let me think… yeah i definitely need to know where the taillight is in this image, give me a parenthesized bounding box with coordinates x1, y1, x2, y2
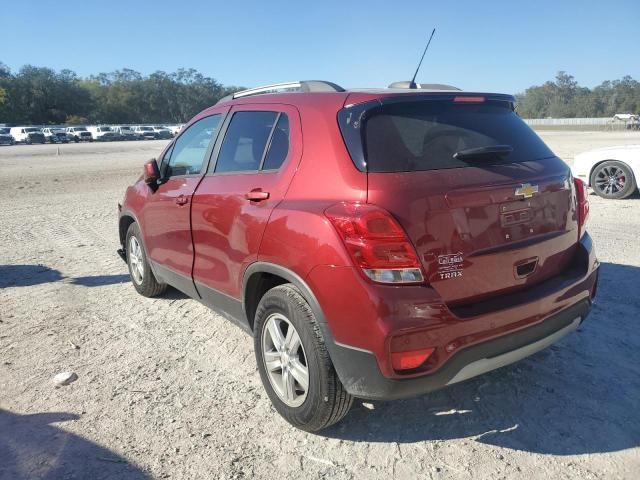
(574, 178, 589, 238)
(324, 202, 424, 284)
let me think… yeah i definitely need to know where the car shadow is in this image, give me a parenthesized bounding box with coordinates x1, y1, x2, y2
(70, 274, 129, 287)
(0, 265, 128, 288)
(322, 262, 640, 456)
(0, 265, 64, 287)
(0, 410, 150, 479)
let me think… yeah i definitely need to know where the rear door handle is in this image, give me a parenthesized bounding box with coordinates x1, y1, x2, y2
(245, 190, 270, 202)
(175, 194, 189, 206)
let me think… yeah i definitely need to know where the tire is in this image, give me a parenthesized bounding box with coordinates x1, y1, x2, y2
(125, 223, 167, 297)
(254, 284, 353, 432)
(590, 160, 637, 199)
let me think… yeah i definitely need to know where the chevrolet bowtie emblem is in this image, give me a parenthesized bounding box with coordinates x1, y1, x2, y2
(515, 183, 539, 198)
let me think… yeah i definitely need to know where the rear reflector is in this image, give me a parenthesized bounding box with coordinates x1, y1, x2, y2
(391, 348, 435, 371)
(453, 96, 485, 103)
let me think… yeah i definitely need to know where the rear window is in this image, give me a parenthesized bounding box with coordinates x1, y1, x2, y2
(339, 97, 554, 172)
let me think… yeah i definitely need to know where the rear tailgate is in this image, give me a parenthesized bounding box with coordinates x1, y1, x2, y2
(339, 93, 579, 306)
(368, 161, 577, 305)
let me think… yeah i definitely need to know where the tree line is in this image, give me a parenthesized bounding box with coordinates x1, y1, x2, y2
(515, 72, 640, 118)
(1, 62, 639, 124)
(0, 62, 241, 125)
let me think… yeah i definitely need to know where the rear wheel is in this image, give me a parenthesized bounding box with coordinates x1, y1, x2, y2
(125, 223, 167, 297)
(590, 160, 636, 199)
(254, 284, 353, 432)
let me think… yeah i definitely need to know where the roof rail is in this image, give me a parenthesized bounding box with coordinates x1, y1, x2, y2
(217, 80, 345, 104)
(388, 81, 461, 91)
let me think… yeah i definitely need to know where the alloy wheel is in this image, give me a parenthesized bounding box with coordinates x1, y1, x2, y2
(261, 313, 309, 407)
(128, 236, 144, 284)
(594, 165, 626, 196)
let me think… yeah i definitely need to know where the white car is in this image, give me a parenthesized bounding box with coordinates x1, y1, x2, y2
(572, 145, 640, 199)
(87, 126, 117, 141)
(166, 124, 183, 136)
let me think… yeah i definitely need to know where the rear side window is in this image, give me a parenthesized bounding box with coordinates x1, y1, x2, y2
(339, 98, 554, 172)
(262, 114, 289, 170)
(215, 111, 289, 173)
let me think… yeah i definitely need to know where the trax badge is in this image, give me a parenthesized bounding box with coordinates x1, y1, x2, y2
(437, 252, 464, 280)
(515, 183, 539, 198)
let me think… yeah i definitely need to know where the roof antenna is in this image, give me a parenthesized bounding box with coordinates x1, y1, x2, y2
(409, 28, 436, 89)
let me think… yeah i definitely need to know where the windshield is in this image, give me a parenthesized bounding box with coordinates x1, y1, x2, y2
(0, 128, 9, 134)
(140, 127, 153, 131)
(25, 128, 41, 133)
(339, 97, 554, 172)
(76, 127, 88, 131)
(99, 127, 112, 132)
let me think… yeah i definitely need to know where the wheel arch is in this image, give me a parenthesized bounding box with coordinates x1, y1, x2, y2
(242, 263, 330, 335)
(119, 214, 136, 247)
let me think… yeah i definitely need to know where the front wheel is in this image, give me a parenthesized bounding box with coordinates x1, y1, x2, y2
(254, 284, 353, 432)
(590, 160, 637, 199)
(125, 223, 167, 297)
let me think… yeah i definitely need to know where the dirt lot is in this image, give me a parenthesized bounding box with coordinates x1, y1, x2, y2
(1, 132, 639, 480)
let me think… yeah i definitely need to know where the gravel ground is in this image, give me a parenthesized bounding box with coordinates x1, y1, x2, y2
(1, 132, 639, 480)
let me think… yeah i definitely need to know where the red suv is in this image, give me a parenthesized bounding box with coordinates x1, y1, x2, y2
(118, 81, 599, 431)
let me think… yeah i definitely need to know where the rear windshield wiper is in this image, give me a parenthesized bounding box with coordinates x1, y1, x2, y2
(453, 145, 513, 160)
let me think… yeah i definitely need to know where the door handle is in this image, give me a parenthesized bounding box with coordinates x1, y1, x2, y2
(245, 190, 270, 202)
(175, 194, 189, 206)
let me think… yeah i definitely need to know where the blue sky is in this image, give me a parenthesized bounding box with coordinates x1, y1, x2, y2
(2, 0, 638, 93)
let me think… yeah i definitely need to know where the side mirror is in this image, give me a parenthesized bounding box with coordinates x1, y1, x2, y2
(143, 159, 160, 190)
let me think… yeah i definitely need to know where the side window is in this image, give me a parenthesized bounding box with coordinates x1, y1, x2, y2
(215, 111, 278, 173)
(164, 114, 221, 177)
(262, 114, 289, 170)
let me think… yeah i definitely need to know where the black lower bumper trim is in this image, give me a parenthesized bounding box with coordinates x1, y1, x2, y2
(117, 248, 126, 262)
(330, 299, 592, 401)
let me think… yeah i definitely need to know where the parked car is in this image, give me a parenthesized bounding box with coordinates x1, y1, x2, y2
(166, 124, 183, 136)
(0, 127, 15, 145)
(151, 126, 173, 139)
(572, 145, 639, 199)
(10, 127, 46, 144)
(117, 80, 599, 431)
(42, 127, 70, 144)
(112, 126, 138, 140)
(87, 125, 117, 141)
(66, 126, 93, 142)
(132, 125, 158, 140)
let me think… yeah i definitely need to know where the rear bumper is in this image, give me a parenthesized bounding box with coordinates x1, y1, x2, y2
(310, 232, 599, 400)
(329, 299, 591, 400)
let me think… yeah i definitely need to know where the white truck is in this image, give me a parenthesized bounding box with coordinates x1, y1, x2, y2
(42, 127, 70, 143)
(87, 126, 117, 141)
(9, 127, 46, 144)
(66, 126, 93, 142)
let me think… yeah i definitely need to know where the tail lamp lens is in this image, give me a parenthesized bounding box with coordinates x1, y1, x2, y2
(574, 178, 589, 238)
(324, 202, 424, 284)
